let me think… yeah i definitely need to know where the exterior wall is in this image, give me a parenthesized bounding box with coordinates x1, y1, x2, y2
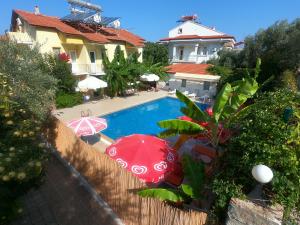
(137, 47, 143, 62)
(169, 21, 223, 38)
(36, 28, 65, 54)
(166, 74, 218, 97)
(169, 41, 223, 63)
(105, 43, 128, 62)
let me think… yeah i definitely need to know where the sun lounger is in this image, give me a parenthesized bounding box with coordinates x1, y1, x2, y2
(168, 89, 176, 95)
(188, 93, 196, 98)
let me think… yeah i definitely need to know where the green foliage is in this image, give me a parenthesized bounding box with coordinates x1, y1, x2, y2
(41, 54, 76, 94)
(55, 92, 83, 109)
(142, 42, 169, 65)
(138, 156, 205, 203)
(158, 119, 205, 138)
(103, 45, 168, 97)
(181, 155, 205, 198)
(138, 188, 185, 202)
(0, 47, 52, 223)
(213, 89, 300, 219)
(158, 70, 259, 148)
(210, 19, 300, 90)
(0, 41, 57, 120)
(281, 70, 298, 92)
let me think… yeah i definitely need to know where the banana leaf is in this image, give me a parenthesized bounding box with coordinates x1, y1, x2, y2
(176, 90, 209, 122)
(158, 119, 205, 138)
(138, 188, 185, 202)
(213, 83, 232, 122)
(180, 154, 205, 199)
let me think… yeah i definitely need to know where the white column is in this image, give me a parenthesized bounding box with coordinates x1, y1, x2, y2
(172, 45, 177, 62)
(195, 44, 199, 63)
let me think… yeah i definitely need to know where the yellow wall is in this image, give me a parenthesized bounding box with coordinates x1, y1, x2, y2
(19, 22, 143, 66)
(36, 28, 64, 54)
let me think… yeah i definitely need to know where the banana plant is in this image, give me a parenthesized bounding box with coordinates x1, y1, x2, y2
(158, 59, 261, 151)
(138, 155, 205, 202)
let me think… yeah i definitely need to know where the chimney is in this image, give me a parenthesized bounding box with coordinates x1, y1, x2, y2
(34, 6, 40, 15)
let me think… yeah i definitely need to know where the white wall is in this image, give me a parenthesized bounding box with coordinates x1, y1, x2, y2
(169, 21, 224, 38)
(165, 75, 218, 98)
(170, 41, 223, 63)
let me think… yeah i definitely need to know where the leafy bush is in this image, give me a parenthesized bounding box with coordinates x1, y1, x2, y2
(0, 41, 57, 120)
(0, 40, 56, 223)
(212, 89, 300, 219)
(56, 92, 83, 109)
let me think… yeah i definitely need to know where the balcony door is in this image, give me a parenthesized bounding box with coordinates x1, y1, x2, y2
(89, 51, 96, 74)
(69, 50, 78, 74)
(179, 47, 184, 60)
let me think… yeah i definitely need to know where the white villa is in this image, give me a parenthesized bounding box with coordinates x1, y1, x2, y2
(160, 15, 236, 64)
(160, 15, 236, 98)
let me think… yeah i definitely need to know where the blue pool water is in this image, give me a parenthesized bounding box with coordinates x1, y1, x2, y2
(102, 97, 208, 140)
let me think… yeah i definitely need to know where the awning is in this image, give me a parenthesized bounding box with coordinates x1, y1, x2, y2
(140, 74, 160, 82)
(174, 73, 220, 82)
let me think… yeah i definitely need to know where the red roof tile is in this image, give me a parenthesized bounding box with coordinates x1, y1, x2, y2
(14, 10, 82, 36)
(160, 34, 235, 42)
(81, 33, 108, 44)
(13, 10, 145, 47)
(166, 63, 213, 75)
(101, 27, 145, 47)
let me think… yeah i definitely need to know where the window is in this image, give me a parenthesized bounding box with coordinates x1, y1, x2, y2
(52, 47, 61, 55)
(181, 79, 187, 88)
(197, 46, 201, 55)
(69, 50, 77, 63)
(178, 28, 183, 34)
(203, 81, 210, 90)
(203, 47, 208, 56)
(89, 52, 96, 63)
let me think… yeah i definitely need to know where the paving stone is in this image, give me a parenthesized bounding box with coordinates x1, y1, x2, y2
(11, 155, 119, 225)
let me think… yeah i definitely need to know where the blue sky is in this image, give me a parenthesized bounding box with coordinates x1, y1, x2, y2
(1, 0, 299, 42)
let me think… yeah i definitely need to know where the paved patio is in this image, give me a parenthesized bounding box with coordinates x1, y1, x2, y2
(54, 91, 168, 122)
(11, 155, 120, 225)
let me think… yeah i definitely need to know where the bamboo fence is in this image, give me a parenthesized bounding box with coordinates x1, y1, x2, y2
(46, 118, 208, 225)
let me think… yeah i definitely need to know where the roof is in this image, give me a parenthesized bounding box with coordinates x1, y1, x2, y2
(160, 34, 235, 42)
(13, 10, 144, 47)
(14, 10, 82, 36)
(101, 27, 145, 47)
(166, 63, 212, 75)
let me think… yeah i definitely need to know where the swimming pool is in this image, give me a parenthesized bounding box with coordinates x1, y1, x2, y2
(102, 97, 209, 140)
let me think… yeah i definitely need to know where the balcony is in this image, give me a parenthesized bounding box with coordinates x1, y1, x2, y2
(71, 63, 105, 76)
(7, 32, 33, 45)
(171, 55, 211, 64)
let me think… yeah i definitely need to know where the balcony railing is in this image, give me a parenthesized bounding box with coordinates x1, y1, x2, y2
(171, 55, 211, 63)
(71, 63, 105, 76)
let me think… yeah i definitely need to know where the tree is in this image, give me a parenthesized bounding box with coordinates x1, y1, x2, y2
(142, 42, 169, 65)
(210, 19, 300, 91)
(0, 41, 56, 223)
(0, 41, 57, 120)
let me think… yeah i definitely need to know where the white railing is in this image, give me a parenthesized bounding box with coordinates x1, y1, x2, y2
(71, 63, 105, 76)
(171, 55, 211, 63)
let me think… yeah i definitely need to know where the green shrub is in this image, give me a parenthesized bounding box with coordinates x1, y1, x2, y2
(56, 92, 83, 109)
(212, 89, 300, 219)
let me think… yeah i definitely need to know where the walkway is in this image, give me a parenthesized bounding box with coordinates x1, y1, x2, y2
(11, 155, 119, 225)
(54, 91, 168, 122)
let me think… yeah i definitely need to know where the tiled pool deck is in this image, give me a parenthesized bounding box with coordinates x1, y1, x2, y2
(54, 91, 169, 152)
